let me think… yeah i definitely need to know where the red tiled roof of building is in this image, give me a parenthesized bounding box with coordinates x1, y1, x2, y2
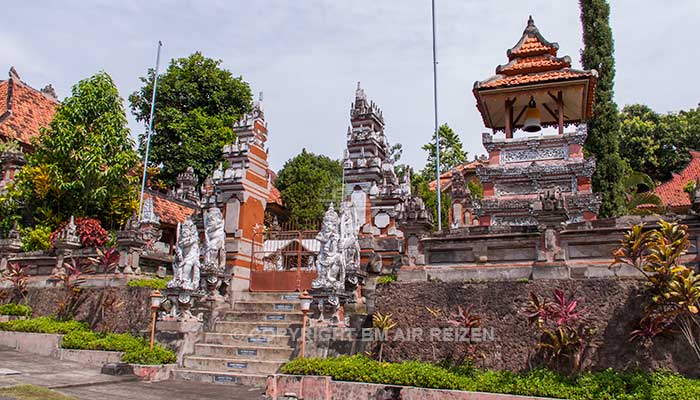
(146, 192, 197, 226)
(655, 151, 700, 211)
(475, 17, 596, 92)
(429, 160, 483, 191)
(0, 68, 59, 146)
(268, 185, 283, 206)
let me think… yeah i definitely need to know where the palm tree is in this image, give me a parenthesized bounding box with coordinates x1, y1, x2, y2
(623, 172, 665, 215)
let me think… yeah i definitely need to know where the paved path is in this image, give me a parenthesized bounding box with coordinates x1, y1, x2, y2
(0, 347, 266, 400)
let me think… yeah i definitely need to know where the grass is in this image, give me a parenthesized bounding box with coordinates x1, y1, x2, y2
(0, 385, 76, 400)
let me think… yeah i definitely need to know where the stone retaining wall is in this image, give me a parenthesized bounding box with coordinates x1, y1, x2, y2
(375, 279, 697, 376)
(266, 374, 561, 400)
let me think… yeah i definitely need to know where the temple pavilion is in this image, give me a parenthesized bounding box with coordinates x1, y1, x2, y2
(467, 16, 601, 227)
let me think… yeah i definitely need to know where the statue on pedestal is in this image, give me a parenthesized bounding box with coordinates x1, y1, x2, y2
(167, 217, 201, 291)
(311, 204, 345, 291)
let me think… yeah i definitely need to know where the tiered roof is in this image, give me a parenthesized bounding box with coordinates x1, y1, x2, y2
(0, 67, 59, 147)
(475, 16, 595, 91)
(473, 17, 598, 132)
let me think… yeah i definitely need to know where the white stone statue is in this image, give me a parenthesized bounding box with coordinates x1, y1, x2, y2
(167, 217, 201, 291)
(339, 201, 361, 275)
(202, 207, 225, 273)
(141, 196, 160, 225)
(312, 204, 345, 291)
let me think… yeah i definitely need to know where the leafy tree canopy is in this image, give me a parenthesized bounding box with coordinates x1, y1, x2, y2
(619, 104, 700, 182)
(275, 149, 343, 227)
(420, 124, 468, 180)
(129, 52, 252, 186)
(8, 72, 139, 229)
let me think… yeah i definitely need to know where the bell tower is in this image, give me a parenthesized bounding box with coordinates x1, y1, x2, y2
(471, 16, 601, 226)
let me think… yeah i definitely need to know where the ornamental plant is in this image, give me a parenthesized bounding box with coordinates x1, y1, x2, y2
(51, 258, 93, 321)
(612, 220, 700, 361)
(1, 262, 28, 304)
(372, 312, 397, 362)
(522, 289, 596, 375)
(50, 217, 109, 248)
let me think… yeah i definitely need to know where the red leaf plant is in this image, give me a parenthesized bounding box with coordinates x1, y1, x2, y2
(50, 217, 109, 248)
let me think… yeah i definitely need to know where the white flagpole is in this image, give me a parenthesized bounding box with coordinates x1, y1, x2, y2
(138, 41, 163, 221)
(431, 0, 442, 231)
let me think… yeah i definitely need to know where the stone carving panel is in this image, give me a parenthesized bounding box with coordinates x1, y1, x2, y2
(501, 146, 567, 164)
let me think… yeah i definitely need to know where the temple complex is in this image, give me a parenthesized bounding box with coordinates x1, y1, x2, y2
(343, 83, 431, 269)
(460, 17, 601, 228)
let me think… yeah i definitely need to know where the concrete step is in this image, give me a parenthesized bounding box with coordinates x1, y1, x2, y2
(233, 301, 300, 312)
(172, 368, 268, 387)
(194, 343, 293, 360)
(222, 311, 303, 323)
(183, 355, 285, 374)
(203, 332, 294, 348)
(213, 321, 300, 335)
(232, 292, 301, 303)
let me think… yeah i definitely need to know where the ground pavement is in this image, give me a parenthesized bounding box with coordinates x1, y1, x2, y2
(0, 347, 266, 400)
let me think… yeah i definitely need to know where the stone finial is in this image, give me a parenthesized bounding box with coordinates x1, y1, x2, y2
(8, 67, 20, 81)
(141, 196, 160, 225)
(40, 84, 58, 100)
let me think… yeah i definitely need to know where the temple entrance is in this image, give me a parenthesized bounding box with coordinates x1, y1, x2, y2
(249, 228, 319, 292)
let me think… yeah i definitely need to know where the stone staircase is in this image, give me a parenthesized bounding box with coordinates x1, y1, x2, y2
(173, 291, 301, 387)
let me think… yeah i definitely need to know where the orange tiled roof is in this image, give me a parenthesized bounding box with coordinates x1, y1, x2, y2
(268, 185, 283, 206)
(655, 151, 700, 210)
(146, 192, 197, 226)
(0, 68, 59, 146)
(475, 17, 596, 91)
(429, 160, 483, 192)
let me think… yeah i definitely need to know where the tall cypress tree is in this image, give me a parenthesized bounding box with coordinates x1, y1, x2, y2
(580, 0, 626, 217)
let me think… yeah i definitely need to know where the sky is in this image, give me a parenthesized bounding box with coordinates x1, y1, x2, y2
(2, 1, 699, 172)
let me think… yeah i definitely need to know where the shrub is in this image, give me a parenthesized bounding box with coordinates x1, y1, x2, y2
(20, 225, 53, 251)
(121, 346, 176, 365)
(62, 329, 175, 365)
(282, 357, 700, 400)
(50, 217, 109, 248)
(376, 274, 397, 285)
(126, 276, 171, 290)
(0, 303, 32, 317)
(0, 316, 175, 365)
(0, 316, 87, 334)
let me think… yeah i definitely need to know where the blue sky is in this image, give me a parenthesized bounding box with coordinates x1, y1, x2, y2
(3, 1, 698, 172)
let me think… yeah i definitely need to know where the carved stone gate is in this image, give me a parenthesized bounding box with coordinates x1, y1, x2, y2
(249, 229, 319, 292)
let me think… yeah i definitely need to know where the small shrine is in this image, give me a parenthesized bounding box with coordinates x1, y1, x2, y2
(469, 16, 601, 227)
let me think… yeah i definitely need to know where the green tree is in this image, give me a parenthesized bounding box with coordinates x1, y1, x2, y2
(412, 171, 450, 230)
(275, 149, 343, 227)
(10, 72, 139, 228)
(421, 124, 468, 180)
(619, 104, 700, 182)
(580, 0, 626, 217)
(129, 52, 252, 186)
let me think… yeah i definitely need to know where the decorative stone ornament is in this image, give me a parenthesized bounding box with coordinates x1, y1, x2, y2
(311, 204, 345, 291)
(167, 217, 201, 291)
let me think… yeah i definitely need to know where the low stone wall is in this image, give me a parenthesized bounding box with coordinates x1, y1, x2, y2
(266, 374, 561, 400)
(375, 279, 697, 377)
(58, 348, 123, 365)
(0, 331, 62, 357)
(14, 283, 152, 335)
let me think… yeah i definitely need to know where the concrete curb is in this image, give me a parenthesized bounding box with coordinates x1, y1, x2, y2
(266, 374, 565, 400)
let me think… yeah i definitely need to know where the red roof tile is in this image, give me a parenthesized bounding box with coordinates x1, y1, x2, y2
(429, 160, 483, 192)
(268, 185, 283, 206)
(475, 18, 595, 91)
(147, 192, 197, 226)
(655, 151, 700, 210)
(0, 69, 59, 146)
